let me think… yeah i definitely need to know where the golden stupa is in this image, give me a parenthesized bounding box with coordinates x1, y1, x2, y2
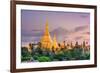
(40, 21, 60, 52)
(52, 34, 60, 52)
(40, 21, 52, 50)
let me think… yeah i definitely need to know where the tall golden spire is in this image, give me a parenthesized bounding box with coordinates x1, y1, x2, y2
(40, 20, 52, 50)
(44, 20, 49, 36)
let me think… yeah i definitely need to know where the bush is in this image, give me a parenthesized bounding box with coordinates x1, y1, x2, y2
(21, 56, 32, 62)
(64, 51, 72, 60)
(53, 51, 66, 61)
(21, 47, 32, 62)
(37, 56, 51, 62)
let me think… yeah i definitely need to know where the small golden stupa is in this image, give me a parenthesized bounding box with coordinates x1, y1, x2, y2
(52, 34, 60, 52)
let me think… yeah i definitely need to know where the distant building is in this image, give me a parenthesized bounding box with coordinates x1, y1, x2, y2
(27, 43, 33, 53)
(82, 41, 90, 54)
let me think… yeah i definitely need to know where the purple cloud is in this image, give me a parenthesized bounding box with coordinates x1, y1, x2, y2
(21, 29, 44, 37)
(74, 25, 89, 32)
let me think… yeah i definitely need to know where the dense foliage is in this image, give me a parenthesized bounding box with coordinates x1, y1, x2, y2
(21, 47, 90, 62)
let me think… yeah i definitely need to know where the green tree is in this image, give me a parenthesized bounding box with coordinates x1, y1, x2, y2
(21, 47, 32, 62)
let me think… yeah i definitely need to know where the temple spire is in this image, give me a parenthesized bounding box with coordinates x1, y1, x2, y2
(40, 20, 52, 50)
(44, 20, 49, 36)
(52, 34, 59, 49)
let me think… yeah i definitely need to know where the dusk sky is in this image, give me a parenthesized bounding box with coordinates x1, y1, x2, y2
(21, 10, 90, 46)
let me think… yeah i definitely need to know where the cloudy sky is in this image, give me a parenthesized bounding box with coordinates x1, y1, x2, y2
(21, 10, 90, 46)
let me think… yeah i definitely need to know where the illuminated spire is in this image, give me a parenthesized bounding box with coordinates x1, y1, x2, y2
(44, 20, 49, 36)
(40, 20, 52, 50)
(52, 34, 59, 49)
